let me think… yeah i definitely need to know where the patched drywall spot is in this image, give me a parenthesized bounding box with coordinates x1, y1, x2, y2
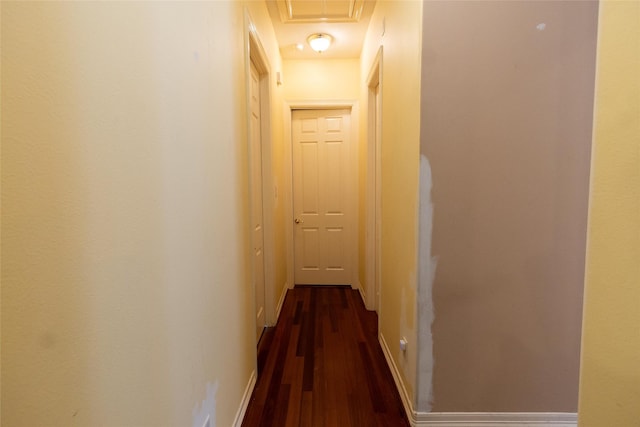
(417, 154, 437, 412)
(192, 381, 218, 427)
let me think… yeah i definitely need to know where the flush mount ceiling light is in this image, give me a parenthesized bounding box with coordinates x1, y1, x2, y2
(307, 33, 332, 53)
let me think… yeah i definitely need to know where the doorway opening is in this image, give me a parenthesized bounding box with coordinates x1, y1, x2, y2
(291, 108, 354, 286)
(246, 13, 276, 346)
(284, 103, 360, 291)
(366, 47, 383, 313)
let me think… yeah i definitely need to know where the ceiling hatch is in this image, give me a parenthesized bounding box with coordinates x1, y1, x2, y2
(277, 0, 367, 23)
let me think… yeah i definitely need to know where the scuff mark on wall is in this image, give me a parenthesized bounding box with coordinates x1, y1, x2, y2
(192, 381, 218, 427)
(417, 154, 437, 412)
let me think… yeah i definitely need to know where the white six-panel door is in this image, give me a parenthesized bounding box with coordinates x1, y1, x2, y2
(292, 109, 354, 285)
(250, 61, 265, 342)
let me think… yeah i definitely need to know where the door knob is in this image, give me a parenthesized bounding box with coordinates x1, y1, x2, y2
(294, 218, 303, 224)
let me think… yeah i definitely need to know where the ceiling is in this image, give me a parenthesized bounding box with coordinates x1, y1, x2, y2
(265, 0, 376, 59)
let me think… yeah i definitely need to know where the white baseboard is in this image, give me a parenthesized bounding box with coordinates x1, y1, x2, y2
(413, 412, 577, 426)
(232, 369, 256, 427)
(274, 281, 288, 323)
(357, 281, 367, 306)
(378, 333, 577, 427)
(379, 332, 415, 423)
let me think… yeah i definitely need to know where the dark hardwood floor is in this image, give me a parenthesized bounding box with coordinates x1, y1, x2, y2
(242, 286, 410, 427)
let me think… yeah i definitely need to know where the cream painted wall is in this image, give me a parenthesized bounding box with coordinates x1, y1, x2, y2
(360, 0, 423, 407)
(282, 59, 360, 100)
(1, 2, 283, 425)
(578, 1, 640, 425)
(421, 0, 597, 412)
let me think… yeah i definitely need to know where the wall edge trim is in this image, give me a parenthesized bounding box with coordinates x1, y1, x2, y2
(232, 370, 257, 427)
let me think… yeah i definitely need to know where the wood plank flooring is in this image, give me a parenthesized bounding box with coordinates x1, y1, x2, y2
(242, 286, 409, 427)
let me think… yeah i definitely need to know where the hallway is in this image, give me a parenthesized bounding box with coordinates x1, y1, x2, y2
(2, 1, 638, 426)
(242, 287, 409, 427)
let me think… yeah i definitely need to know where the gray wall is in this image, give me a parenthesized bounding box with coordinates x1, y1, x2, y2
(420, 0, 598, 412)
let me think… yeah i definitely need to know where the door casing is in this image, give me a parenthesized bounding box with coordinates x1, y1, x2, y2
(245, 10, 276, 339)
(291, 108, 354, 285)
(283, 101, 360, 292)
(250, 60, 265, 342)
(366, 47, 383, 313)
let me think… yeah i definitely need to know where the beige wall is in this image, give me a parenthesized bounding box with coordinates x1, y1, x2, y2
(360, 0, 423, 407)
(578, 1, 640, 425)
(282, 58, 360, 100)
(420, 0, 598, 412)
(1, 1, 283, 426)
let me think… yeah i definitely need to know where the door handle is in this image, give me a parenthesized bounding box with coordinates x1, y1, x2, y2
(294, 218, 304, 224)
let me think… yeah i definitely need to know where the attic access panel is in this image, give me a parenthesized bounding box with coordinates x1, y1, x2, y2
(277, 0, 367, 23)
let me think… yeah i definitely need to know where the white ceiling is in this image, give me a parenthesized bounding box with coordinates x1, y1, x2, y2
(265, 0, 376, 59)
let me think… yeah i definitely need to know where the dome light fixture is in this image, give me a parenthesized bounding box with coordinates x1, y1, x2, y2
(307, 33, 332, 53)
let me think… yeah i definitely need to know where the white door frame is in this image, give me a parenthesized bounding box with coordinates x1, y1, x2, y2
(284, 101, 359, 291)
(245, 10, 276, 332)
(365, 47, 383, 312)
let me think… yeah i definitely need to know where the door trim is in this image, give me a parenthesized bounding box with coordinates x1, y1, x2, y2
(284, 100, 360, 290)
(366, 47, 383, 312)
(244, 9, 276, 334)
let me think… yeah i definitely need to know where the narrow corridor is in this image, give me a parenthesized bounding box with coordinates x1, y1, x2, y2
(242, 286, 409, 426)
